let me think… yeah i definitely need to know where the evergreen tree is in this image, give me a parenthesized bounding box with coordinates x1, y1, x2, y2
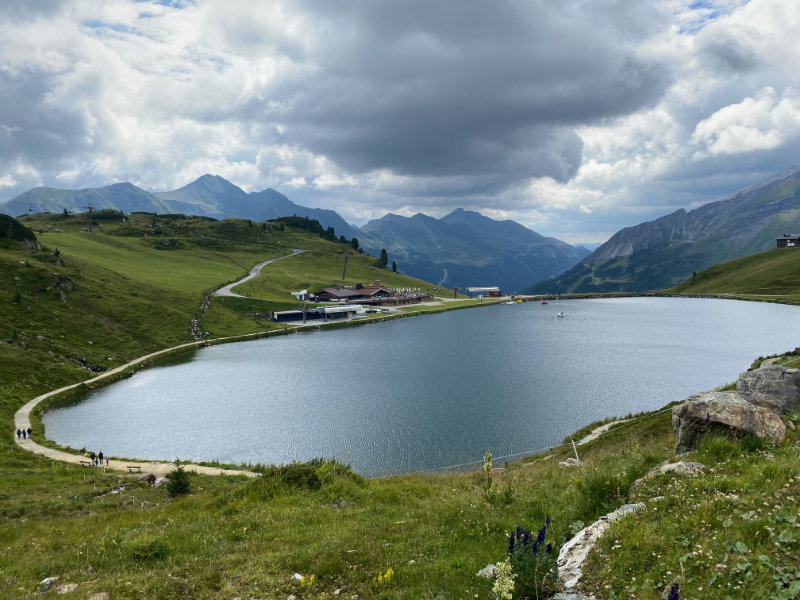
(392, 260, 397, 273)
(351, 237, 359, 251)
(379, 248, 389, 269)
(166, 459, 192, 497)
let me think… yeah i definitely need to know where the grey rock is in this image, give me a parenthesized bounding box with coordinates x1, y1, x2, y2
(736, 365, 800, 413)
(672, 391, 785, 453)
(629, 461, 705, 493)
(559, 457, 583, 468)
(57, 583, 78, 594)
(556, 503, 644, 590)
(552, 593, 598, 600)
(475, 564, 495, 578)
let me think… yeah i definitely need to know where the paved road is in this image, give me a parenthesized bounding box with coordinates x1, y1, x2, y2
(214, 248, 305, 297)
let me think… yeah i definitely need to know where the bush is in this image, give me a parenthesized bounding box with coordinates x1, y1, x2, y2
(124, 532, 170, 560)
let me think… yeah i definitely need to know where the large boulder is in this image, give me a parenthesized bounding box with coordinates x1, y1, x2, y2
(736, 365, 800, 413)
(672, 391, 786, 453)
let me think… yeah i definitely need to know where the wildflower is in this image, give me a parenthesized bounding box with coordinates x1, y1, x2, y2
(546, 543, 553, 554)
(545, 515, 551, 526)
(492, 557, 516, 600)
(705, 413, 710, 424)
(667, 582, 680, 600)
(508, 533, 515, 553)
(537, 526, 546, 544)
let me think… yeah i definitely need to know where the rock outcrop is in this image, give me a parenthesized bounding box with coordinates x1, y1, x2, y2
(672, 364, 795, 452)
(556, 503, 645, 591)
(629, 461, 705, 494)
(736, 365, 800, 413)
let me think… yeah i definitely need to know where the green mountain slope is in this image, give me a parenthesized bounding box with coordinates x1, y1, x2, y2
(669, 246, 800, 303)
(533, 168, 800, 293)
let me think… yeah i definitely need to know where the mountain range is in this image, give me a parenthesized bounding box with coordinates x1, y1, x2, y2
(531, 167, 800, 293)
(0, 175, 587, 292)
(359, 209, 588, 291)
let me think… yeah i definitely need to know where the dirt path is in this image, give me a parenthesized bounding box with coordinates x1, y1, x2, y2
(214, 248, 304, 298)
(13, 342, 259, 477)
(576, 419, 629, 445)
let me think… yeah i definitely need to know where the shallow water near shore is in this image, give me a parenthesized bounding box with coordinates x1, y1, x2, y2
(44, 297, 800, 476)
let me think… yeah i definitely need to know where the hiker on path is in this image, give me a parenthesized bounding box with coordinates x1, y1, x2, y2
(22, 429, 26, 439)
(90, 451, 95, 464)
(16, 429, 21, 439)
(27, 427, 31, 438)
(98, 451, 104, 464)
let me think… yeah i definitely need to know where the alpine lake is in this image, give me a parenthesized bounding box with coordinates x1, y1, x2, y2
(43, 297, 800, 477)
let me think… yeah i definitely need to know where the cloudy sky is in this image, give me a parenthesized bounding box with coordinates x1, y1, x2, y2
(1, 0, 798, 243)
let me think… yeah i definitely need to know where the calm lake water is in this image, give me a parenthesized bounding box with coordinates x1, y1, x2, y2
(44, 297, 800, 476)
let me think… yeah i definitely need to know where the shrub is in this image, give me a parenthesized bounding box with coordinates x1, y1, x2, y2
(124, 532, 170, 560)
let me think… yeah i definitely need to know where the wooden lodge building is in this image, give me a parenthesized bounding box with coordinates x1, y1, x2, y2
(272, 281, 433, 323)
(311, 282, 433, 307)
(777, 234, 800, 248)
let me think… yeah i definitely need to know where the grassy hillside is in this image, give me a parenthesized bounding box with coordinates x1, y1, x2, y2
(670, 247, 800, 303)
(2, 213, 799, 599)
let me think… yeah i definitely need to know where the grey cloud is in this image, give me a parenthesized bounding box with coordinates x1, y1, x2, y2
(0, 0, 66, 20)
(0, 69, 96, 174)
(253, 0, 672, 189)
(697, 35, 760, 72)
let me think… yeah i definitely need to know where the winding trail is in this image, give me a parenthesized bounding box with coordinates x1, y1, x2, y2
(214, 248, 304, 297)
(12, 250, 309, 477)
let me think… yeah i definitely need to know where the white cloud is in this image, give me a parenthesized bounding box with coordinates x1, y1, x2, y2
(692, 87, 800, 155)
(0, 0, 798, 243)
(0, 174, 18, 189)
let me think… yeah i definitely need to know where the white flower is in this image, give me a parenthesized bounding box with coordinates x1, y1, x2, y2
(492, 557, 516, 600)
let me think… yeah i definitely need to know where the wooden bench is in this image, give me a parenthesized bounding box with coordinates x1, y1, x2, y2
(79, 460, 92, 467)
(127, 465, 142, 473)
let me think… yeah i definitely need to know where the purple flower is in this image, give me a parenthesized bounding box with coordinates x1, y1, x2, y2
(667, 583, 680, 600)
(537, 526, 546, 544)
(545, 515, 551, 526)
(508, 533, 515, 553)
(546, 543, 553, 554)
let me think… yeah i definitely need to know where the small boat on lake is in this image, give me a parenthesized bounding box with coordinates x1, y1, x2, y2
(541, 300, 548, 305)
(557, 312, 566, 318)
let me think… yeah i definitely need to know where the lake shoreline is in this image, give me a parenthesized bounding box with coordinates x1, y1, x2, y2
(30, 296, 800, 477)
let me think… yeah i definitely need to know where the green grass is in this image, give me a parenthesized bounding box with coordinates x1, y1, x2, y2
(670, 247, 800, 303)
(2, 212, 800, 599)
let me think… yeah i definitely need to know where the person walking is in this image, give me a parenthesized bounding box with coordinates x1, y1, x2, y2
(21, 429, 26, 439)
(26, 427, 31, 438)
(16, 429, 21, 439)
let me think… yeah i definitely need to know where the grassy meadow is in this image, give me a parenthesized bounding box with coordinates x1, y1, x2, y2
(2, 212, 800, 599)
(669, 247, 800, 303)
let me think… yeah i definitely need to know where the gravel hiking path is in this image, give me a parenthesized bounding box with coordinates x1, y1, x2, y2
(214, 248, 304, 297)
